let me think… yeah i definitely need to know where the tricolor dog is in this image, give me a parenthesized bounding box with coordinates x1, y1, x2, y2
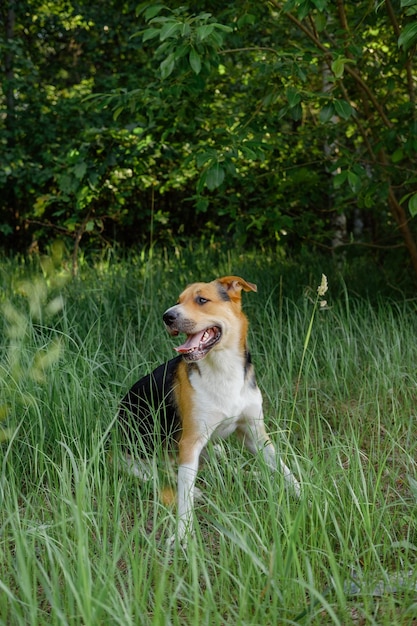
(118, 276, 300, 545)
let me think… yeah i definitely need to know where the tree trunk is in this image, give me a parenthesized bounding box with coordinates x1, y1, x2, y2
(388, 186, 417, 277)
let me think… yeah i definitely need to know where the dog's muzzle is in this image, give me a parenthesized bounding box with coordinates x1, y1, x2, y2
(163, 307, 222, 361)
(163, 307, 188, 336)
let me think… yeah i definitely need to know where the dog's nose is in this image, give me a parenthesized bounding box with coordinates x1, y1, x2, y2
(163, 309, 177, 326)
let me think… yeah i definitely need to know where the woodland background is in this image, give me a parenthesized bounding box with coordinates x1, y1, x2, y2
(2, 0, 417, 287)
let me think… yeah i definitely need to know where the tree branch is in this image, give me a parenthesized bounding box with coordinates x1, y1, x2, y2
(336, 0, 349, 33)
(385, 0, 415, 107)
(268, 0, 417, 280)
(268, 0, 393, 128)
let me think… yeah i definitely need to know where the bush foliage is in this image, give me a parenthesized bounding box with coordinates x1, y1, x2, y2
(2, 1, 417, 280)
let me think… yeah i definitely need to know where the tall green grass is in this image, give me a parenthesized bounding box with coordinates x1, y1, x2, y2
(0, 248, 417, 625)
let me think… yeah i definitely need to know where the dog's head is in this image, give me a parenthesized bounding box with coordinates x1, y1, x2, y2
(163, 276, 257, 362)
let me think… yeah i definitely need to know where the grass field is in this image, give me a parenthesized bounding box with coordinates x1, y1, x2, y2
(0, 247, 417, 625)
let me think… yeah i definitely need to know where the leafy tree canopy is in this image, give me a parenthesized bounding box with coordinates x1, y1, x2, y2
(1, 0, 417, 280)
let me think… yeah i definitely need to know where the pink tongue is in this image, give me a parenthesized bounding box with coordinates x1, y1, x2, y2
(175, 329, 206, 353)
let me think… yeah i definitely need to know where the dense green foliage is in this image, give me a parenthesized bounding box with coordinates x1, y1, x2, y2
(2, 1, 417, 279)
(1, 250, 417, 624)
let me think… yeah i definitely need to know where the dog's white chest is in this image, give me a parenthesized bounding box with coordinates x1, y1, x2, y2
(189, 359, 262, 427)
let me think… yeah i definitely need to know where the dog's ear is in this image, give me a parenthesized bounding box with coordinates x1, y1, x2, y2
(216, 276, 257, 301)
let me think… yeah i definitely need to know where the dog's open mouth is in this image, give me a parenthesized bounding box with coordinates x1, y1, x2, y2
(174, 326, 222, 361)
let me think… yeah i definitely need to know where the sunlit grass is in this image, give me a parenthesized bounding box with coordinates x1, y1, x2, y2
(0, 249, 416, 624)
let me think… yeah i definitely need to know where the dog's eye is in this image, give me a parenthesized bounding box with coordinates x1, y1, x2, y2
(196, 296, 209, 305)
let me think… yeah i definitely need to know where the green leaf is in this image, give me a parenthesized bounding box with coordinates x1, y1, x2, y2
(73, 162, 87, 180)
(0, 223, 13, 236)
(289, 102, 302, 121)
(333, 171, 348, 189)
(181, 22, 191, 38)
(196, 24, 215, 41)
(283, 0, 297, 10)
(142, 28, 160, 42)
(57, 174, 75, 194)
(314, 12, 327, 32)
(319, 102, 335, 123)
(331, 57, 345, 78)
(409, 193, 417, 217)
(347, 170, 361, 192)
(312, 0, 328, 9)
(391, 148, 404, 163)
(144, 4, 166, 21)
(334, 99, 353, 119)
(159, 21, 181, 41)
(398, 22, 417, 50)
(401, 0, 417, 15)
(64, 218, 78, 232)
(189, 48, 202, 74)
(196, 152, 214, 168)
(241, 145, 257, 160)
(206, 163, 225, 190)
(196, 172, 206, 194)
(112, 106, 123, 121)
(237, 14, 256, 28)
(160, 53, 175, 79)
(286, 87, 301, 108)
(196, 197, 209, 213)
(297, 0, 312, 20)
(363, 193, 374, 208)
(210, 23, 233, 33)
(170, 43, 188, 62)
(136, 3, 166, 18)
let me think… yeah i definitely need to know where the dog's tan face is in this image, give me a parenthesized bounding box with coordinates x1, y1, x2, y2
(163, 276, 257, 362)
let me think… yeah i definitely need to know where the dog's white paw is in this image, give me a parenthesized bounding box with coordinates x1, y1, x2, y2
(286, 472, 301, 499)
(166, 530, 192, 550)
(280, 458, 301, 499)
(165, 533, 177, 549)
(165, 519, 193, 550)
(166, 533, 184, 550)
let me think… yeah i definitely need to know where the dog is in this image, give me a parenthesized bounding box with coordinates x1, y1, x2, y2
(118, 275, 300, 545)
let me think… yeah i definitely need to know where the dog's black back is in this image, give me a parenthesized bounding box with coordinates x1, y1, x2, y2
(118, 355, 182, 452)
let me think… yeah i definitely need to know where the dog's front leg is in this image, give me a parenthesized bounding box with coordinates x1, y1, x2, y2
(166, 437, 205, 548)
(262, 440, 301, 498)
(176, 462, 198, 542)
(238, 414, 301, 498)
